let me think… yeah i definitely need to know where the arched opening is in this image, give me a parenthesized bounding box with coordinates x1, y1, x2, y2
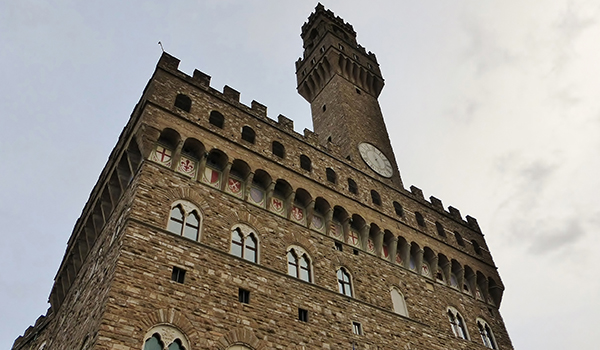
(349, 214, 365, 248)
(311, 197, 330, 233)
(390, 288, 408, 316)
(272, 141, 285, 158)
(226, 159, 250, 198)
(370, 190, 381, 206)
(454, 231, 465, 246)
(241, 126, 256, 144)
(271, 179, 292, 217)
(347, 178, 358, 194)
(393, 201, 404, 217)
(209, 110, 225, 128)
(248, 169, 271, 208)
(326, 168, 337, 183)
(330, 206, 348, 241)
(291, 188, 311, 225)
(174, 94, 191, 112)
(202, 149, 228, 188)
(178, 138, 205, 177)
(300, 154, 311, 171)
(415, 212, 426, 227)
(435, 222, 446, 237)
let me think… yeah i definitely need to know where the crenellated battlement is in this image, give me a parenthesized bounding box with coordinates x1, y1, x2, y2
(301, 3, 356, 40)
(156, 52, 483, 236)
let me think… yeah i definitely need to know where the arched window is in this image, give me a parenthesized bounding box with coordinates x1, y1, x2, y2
(447, 307, 469, 340)
(435, 222, 446, 237)
(326, 168, 337, 183)
(230, 225, 258, 263)
(370, 190, 381, 205)
(454, 231, 465, 246)
(337, 267, 352, 297)
(393, 201, 404, 217)
(272, 141, 285, 158)
(472, 240, 482, 255)
(287, 247, 312, 283)
(167, 202, 202, 241)
(477, 319, 497, 349)
(174, 94, 191, 112)
(241, 126, 256, 144)
(143, 325, 189, 350)
(300, 155, 311, 171)
(390, 288, 408, 317)
(152, 128, 180, 168)
(209, 110, 225, 128)
(347, 178, 358, 194)
(415, 212, 426, 227)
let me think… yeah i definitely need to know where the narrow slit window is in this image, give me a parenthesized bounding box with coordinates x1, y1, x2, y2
(171, 266, 186, 284)
(298, 308, 308, 322)
(238, 288, 250, 304)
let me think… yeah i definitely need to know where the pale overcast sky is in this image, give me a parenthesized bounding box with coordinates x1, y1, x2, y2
(2, 1, 599, 349)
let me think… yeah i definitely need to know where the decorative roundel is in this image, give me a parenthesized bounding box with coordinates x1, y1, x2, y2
(358, 143, 393, 178)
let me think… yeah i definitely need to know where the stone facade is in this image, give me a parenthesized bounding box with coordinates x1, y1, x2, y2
(13, 5, 513, 350)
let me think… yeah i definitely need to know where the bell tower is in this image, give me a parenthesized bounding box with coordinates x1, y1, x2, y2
(296, 4, 402, 188)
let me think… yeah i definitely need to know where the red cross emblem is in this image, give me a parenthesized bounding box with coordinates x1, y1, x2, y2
(347, 230, 359, 246)
(228, 178, 241, 194)
(153, 146, 172, 164)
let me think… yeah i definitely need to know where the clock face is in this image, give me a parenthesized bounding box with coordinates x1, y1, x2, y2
(358, 143, 393, 178)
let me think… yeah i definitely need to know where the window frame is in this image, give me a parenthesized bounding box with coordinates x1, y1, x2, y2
(337, 267, 353, 297)
(230, 224, 259, 263)
(166, 201, 202, 241)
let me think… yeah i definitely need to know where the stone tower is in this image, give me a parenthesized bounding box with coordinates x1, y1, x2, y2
(13, 5, 513, 350)
(296, 4, 402, 188)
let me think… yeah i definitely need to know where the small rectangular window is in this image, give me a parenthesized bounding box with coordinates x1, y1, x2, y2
(298, 308, 308, 322)
(238, 288, 250, 304)
(353, 249, 359, 256)
(171, 266, 186, 284)
(335, 241, 343, 251)
(352, 321, 362, 335)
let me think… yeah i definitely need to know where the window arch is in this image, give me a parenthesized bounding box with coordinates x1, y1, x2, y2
(347, 178, 358, 194)
(230, 224, 259, 263)
(300, 154, 311, 171)
(447, 307, 469, 340)
(477, 319, 497, 349)
(241, 126, 256, 144)
(454, 231, 465, 246)
(143, 325, 189, 350)
(415, 212, 426, 227)
(167, 201, 202, 241)
(272, 141, 285, 158)
(209, 110, 225, 128)
(287, 246, 312, 282)
(370, 190, 381, 205)
(326, 168, 337, 183)
(151, 128, 180, 168)
(174, 94, 191, 112)
(435, 222, 446, 237)
(472, 240, 483, 255)
(390, 288, 408, 317)
(393, 201, 404, 217)
(337, 267, 353, 297)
